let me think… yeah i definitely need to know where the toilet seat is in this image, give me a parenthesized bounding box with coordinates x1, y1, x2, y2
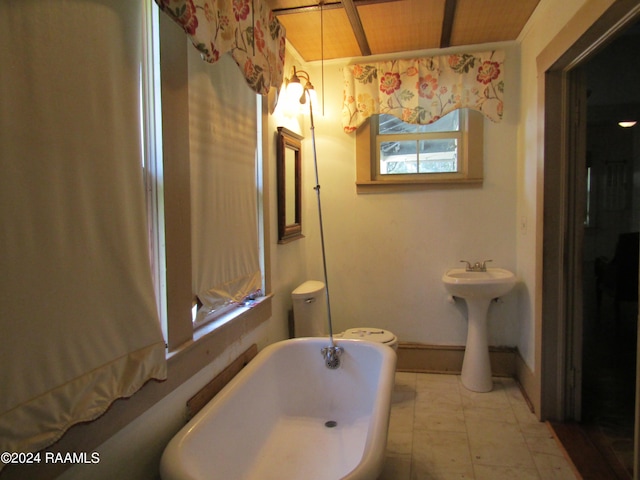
(338, 327, 398, 350)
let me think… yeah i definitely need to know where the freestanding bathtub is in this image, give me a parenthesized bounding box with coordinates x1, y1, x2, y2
(160, 337, 397, 480)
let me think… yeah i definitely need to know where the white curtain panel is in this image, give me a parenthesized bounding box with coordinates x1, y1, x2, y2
(0, 0, 167, 461)
(188, 51, 262, 322)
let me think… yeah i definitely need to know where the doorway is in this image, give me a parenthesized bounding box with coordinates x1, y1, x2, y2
(541, 5, 640, 479)
(580, 22, 640, 477)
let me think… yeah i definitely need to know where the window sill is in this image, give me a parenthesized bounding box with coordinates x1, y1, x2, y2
(356, 178, 483, 193)
(167, 294, 272, 362)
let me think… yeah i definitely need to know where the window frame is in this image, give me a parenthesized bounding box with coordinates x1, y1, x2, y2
(152, 6, 271, 354)
(141, 1, 168, 341)
(355, 109, 484, 193)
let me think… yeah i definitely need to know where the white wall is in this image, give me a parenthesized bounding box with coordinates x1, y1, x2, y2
(515, 0, 607, 371)
(291, 44, 521, 348)
(265, 50, 314, 343)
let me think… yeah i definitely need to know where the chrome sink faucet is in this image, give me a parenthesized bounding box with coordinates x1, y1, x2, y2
(460, 259, 493, 272)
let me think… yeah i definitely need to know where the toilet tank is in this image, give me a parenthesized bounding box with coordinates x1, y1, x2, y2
(291, 280, 328, 337)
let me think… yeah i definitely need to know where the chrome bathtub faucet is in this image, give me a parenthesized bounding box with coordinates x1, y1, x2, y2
(321, 345, 343, 369)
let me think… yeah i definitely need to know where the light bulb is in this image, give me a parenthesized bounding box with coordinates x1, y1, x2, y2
(286, 80, 303, 106)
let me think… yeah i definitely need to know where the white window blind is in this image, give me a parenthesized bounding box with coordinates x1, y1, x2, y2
(187, 50, 262, 324)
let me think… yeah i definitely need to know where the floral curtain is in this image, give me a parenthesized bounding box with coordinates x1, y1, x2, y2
(154, 0, 286, 95)
(342, 50, 504, 133)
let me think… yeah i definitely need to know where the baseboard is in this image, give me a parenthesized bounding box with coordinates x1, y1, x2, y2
(396, 342, 516, 377)
(514, 347, 540, 416)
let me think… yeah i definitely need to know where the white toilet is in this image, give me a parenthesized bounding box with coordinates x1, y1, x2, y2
(292, 280, 398, 351)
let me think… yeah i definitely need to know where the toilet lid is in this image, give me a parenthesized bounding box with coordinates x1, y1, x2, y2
(291, 280, 325, 298)
(341, 328, 396, 344)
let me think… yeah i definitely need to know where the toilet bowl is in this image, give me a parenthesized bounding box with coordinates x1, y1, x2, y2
(292, 280, 398, 351)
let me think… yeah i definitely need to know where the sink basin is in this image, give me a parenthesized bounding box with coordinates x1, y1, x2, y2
(442, 268, 516, 299)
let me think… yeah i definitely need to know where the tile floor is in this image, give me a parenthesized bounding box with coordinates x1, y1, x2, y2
(379, 372, 579, 480)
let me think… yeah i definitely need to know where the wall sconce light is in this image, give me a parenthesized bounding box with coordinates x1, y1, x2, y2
(284, 66, 317, 112)
(618, 121, 637, 128)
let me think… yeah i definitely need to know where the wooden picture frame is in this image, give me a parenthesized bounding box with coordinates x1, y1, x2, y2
(276, 127, 304, 243)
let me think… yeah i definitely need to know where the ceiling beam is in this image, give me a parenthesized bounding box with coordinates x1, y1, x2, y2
(272, 0, 401, 16)
(341, 0, 372, 56)
(272, 1, 342, 15)
(440, 0, 457, 48)
(273, 0, 409, 57)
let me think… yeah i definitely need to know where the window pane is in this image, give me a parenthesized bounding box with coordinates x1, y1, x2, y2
(380, 138, 458, 175)
(418, 139, 457, 172)
(379, 114, 417, 134)
(416, 110, 459, 133)
(379, 110, 460, 135)
(380, 140, 417, 174)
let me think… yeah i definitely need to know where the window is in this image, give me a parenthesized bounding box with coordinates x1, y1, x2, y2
(141, 0, 167, 340)
(142, 3, 270, 353)
(355, 109, 484, 192)
(187, 50, 263, 330)
(377, 110, 460, 175)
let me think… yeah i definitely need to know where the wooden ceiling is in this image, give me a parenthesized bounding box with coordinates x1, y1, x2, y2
(266, 0, 541, 62)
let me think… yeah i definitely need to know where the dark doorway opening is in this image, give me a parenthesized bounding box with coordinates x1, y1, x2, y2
(580, 21, 640, 477)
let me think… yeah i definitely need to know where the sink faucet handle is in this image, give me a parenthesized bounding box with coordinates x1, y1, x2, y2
(460, 260, 472, 271)
(481, 259, 493, 270)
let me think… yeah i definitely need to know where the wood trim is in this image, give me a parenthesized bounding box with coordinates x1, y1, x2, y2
(515, 347, 540, 417)
(541, 68, 569, 422)
(440, 0, 457, 48)
(261, 96, 273, 294)
(396, 342, 516, 377)
(159, 12, 194, 350)
(341, 0, 371, 56)
(187, 344, 258, 419)
(536, 0, 640, 73)
(272, 0, 402, 16)
(276, 127, 304, 244)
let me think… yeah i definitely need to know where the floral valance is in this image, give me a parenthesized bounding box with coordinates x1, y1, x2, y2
(154, 0, 286, 95)
(342, 50, 504, 133)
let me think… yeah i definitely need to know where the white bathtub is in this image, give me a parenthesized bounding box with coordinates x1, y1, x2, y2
(160, 337, 397, 480)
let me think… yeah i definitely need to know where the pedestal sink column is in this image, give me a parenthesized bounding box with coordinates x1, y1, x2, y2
(460, 298, 493, 392)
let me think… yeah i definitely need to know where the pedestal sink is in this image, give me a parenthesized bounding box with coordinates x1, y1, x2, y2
(442, 268, 516, 392)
